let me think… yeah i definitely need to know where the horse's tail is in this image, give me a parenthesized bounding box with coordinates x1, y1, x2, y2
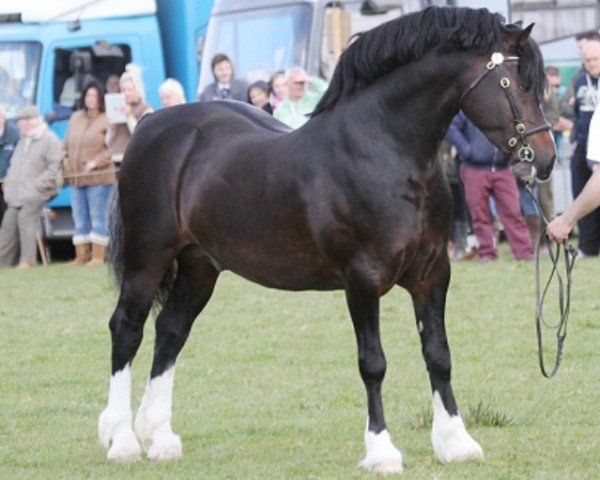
(107, 187, 124, 287)
(107, 187, 177, 308)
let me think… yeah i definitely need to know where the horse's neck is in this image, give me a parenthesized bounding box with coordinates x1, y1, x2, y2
(369, 53, 475, 158)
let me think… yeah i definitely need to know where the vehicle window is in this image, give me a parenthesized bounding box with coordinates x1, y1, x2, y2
(53, 43, 131, 116)
(321, 4, 401, 80)
(200, 4, 311, 90)
(0, 42, 42, 118)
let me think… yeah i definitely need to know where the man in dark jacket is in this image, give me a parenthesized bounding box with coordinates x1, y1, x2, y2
(197, 53, 249, 102)
(445, 111, 533, 262)
(569, 40, 600, 256)
(0, 104, 20, 224)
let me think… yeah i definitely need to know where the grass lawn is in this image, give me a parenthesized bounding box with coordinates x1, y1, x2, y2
(0, 249, 598, 479)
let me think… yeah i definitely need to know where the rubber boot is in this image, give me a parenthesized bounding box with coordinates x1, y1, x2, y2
(69, 243, 91, 265)
(87, 244, 107, 266)
(451, 220, 469, 259)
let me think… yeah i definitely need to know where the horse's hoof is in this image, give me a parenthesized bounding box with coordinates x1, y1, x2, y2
(431, 393, 483, 464)
(98, 410, 112, 449)
(147, 432, 182, 461)
(360, 429, 404, 474)
(106, 429, 142, 462)
(432, 415, 483, 464)
(360, 458, 404, 475)
(433, 429, 483, 464)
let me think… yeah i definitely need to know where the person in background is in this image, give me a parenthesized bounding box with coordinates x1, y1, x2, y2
(62, 80, 116, 266)
(197, 54, 249, 102)
(247, 80, 272, 114)
(0, 104, 20, 224)
(0, 106, 62, 268)
(445, 111, 533, 262)
(269, 71, 288, 111)
(438, 140, 473, 260)
(273, 67, 327, 129)
(568, 40, 600, 257)
(106, 64, 153, 164)
(529, 67, 572, 231)
(159, 78, 186, 108)
(105, 74, 121, 94)
(559, 31, 600, 121)
(547, 107, 600, 243)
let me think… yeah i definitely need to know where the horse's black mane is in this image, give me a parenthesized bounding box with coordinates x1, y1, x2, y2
(313, 6, 545, 115)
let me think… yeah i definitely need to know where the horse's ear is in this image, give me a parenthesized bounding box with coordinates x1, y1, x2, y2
(517, 23, 534, 50)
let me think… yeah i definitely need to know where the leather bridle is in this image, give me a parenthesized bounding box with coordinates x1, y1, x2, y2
(459, 52, 552, 167)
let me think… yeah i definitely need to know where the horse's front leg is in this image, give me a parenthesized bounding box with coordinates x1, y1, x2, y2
(345, 264, 403, 474)
(409, 258, 483, 464)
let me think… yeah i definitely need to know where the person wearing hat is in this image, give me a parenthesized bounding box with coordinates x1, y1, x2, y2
(0, 104, 20, 224)
(0, 105, 62, 268)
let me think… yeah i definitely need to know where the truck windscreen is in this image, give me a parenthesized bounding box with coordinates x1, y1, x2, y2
(199, 4, 311, 93)
(0, 41, 41, 118)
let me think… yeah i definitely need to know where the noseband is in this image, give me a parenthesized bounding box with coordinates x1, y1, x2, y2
(459, 52, 552, 165)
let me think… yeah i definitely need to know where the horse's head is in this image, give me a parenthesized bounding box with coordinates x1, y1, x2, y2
(459, 24, 556, 181)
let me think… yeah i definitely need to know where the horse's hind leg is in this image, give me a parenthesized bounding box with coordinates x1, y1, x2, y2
(409, 257, 483, 464)
(98, 260, 172, 462)
(345, 260, 403, 474)
(134, 250, 219, 461)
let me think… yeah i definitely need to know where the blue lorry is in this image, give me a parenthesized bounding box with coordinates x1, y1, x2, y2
(0, 0, 214, 257)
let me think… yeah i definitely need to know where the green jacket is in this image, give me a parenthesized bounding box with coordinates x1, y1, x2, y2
(274, 78, 328, 129)
(542, 88, 560, 127)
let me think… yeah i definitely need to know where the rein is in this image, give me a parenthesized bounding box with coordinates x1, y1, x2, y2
(525, 184, 578, 378)
(460, 52, 572, 377)
(460, 52, 552, 167)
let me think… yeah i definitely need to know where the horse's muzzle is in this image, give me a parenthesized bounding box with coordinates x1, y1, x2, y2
(535, 153, 556, 181)
(510, 153, 555, 182)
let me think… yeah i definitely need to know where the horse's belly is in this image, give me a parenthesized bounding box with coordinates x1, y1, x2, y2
(227, 254, 344, 291)
(204, 239, 344, 291)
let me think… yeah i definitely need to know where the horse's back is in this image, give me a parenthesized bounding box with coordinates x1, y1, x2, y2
(127, 101, 290, 150)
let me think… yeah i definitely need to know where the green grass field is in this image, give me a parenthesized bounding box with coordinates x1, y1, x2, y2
(0, 252, 598, 479)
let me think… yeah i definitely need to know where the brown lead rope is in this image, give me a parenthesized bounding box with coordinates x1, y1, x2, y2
(525, 183, 578, 378)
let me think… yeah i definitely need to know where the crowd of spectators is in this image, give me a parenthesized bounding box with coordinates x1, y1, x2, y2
(0, 33, 599, 267)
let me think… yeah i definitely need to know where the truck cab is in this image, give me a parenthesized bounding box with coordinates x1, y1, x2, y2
(199, 0, 407, 93)
(0, 0, 180, 258)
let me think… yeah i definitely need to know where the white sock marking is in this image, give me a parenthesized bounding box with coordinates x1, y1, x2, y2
(98, 364, 141, 461)
(135, 365, 182, 460)
(359, 417, 403, 474)
(431, 391, 483, 463)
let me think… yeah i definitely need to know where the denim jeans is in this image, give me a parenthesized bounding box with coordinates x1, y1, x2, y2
(71, 184, 113, 245)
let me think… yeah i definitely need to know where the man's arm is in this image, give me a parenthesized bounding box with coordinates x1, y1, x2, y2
(546, 164, 600, 242)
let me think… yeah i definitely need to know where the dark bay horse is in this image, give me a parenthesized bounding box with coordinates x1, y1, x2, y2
(99, 6, 556, 473)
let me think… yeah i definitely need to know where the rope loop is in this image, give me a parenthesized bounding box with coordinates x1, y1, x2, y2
(525, 183, 577, 378)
